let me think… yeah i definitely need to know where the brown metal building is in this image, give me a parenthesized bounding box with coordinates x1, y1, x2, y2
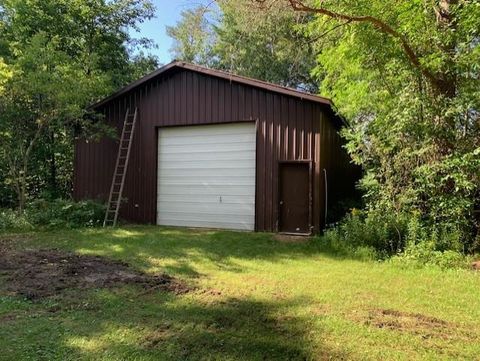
(74, 61, 358, 234)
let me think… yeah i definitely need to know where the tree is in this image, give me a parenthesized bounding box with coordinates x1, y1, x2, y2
(166, 7, 216, 65)
(256, 0, 480, 248)
(166, 2, 318, 91)
(0, 0, 157, 210)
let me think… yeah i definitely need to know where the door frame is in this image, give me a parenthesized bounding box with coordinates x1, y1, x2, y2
(277, 160, 313, 235)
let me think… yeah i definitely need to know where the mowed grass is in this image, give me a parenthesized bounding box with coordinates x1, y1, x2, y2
(1, 226, 479, 361)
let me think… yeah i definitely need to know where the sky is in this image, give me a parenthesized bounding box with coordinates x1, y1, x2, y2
(131, 0, 214, 64)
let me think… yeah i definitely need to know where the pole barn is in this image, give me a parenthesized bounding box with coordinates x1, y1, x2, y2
(74, 61, 358, 234)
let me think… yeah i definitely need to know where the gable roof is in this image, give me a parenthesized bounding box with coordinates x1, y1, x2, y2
(91, 61, 333, 109)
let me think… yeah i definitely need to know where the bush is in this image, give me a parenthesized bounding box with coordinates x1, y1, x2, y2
(320, 209, 471, 268)
(393, 241, 469, 269)
(25, 198, 105, 228)
(313, 229, 378, 261)
(323, 209, 409, 258)
(0, 208, 32, 232)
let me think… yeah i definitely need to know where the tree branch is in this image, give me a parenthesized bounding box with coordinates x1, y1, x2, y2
(278, 0, 444, 92)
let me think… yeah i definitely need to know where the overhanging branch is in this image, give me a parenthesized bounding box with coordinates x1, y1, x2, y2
(279, 0, 444, 91)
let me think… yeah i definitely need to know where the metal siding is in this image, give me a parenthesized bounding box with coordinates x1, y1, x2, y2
(74, 68, 357, 232)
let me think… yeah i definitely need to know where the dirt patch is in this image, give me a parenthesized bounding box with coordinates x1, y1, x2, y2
(0, 248, 190, 300)
(142, 324, 174, 348)
(363, 309, 465, 340)
(0, 313, 18, 323)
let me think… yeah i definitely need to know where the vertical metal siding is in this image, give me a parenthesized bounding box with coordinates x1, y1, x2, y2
(73, 69, 356, 232)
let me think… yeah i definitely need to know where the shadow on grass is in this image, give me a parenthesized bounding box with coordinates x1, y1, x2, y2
(26, 226, 371, 278)
(0, 289, 346, 360)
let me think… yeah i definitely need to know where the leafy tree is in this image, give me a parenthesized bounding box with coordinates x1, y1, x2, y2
(0, 0, 157, 210)
(263, 0, 480, 249)
(166, 2, 318, 91)
(166, 7, 217, 65)
(215, 0, 318, 91)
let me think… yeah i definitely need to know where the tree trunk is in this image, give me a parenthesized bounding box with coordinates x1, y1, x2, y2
(49, 130, 57, 194)
(14, 124, 44, 212)
(17, 175, 27, 213)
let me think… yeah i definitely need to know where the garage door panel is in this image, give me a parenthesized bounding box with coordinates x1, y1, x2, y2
(160, 176, 255, 187)
(159, 160, 255, 170)
(158, 194, 255, 204)
(158, 175, 255, 186)
(158, 150, 256, 162)
(159, 184, 255, 196)
(159, 203, 255, 216)
(160, 123, 255, 137)
(159, 142, 255, 154)
(157, 218, 255, 230)
(157, 123, 256, 231)
(158, 168, 256, 178)
(160, 134, 255, 146)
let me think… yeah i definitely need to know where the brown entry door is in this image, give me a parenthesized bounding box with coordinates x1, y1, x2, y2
(279, 162, 311, 233)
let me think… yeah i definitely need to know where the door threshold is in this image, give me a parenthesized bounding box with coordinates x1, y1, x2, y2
(278, 232, 311, 237)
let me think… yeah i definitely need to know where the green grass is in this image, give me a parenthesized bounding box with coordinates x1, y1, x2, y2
(1, 226, 479, 360)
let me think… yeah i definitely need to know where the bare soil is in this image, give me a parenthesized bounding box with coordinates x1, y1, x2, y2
(364, 308, 468, 340)
(273, 234, 310, 243)
(0, 244, 189, 300)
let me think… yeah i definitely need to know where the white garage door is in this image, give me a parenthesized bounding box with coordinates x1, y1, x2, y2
(157, 122, 256, 230)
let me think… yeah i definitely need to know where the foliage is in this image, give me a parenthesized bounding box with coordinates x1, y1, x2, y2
(0, 199, 106, 231)
(167, 1, 319, 91)
(0, 208, 32, 232)
(166, 7, 217, 65)
(271, 0, 480, 250)
(322, 209, 471, 268)
(25, 199, 106, 229)
(394, 242, 469, 269)
(322, 209, 409, 258)
(0, 0, 158, 210)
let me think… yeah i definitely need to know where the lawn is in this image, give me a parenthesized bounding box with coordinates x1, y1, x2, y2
(1, 227, 479, 361)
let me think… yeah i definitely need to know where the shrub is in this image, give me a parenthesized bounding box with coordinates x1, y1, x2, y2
(322, 209, 409, 258)
(320, 209, 471, 268)
(25, 198, 105, 228)
(0, 208, 32, 232)
(314, 229, 378, 261)
(392, 242, 469, 269)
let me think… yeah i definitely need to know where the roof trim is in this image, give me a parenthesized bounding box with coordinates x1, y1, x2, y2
(90, 61, 333, 109)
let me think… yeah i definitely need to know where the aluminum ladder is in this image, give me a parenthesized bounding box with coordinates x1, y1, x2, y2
(103, 108, 138, 227)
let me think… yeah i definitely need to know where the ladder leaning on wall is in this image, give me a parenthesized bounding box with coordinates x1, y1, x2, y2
(103, 107, 138, 227)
